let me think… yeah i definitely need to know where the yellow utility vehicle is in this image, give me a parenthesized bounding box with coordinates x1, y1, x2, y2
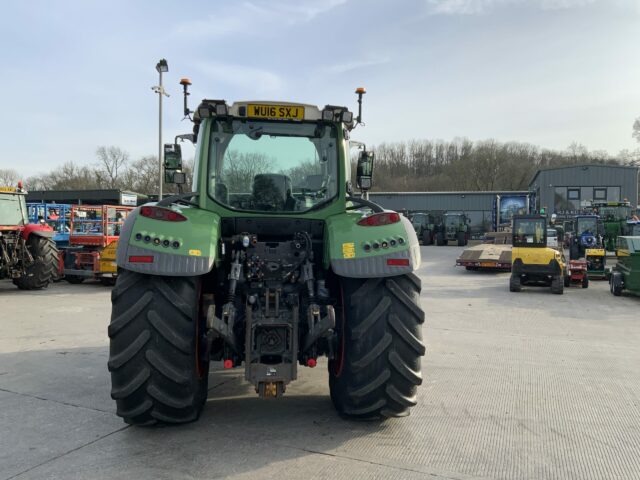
(510, 214, 566, 294)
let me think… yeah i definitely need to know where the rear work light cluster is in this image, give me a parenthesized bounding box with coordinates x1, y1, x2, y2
(140, 206, 187, 222)
(357, 212, 400, 227)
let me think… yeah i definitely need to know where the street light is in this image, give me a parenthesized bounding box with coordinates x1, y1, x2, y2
(152, 58, 169, 199)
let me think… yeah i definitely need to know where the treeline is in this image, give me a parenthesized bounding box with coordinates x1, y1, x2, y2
(0, 146, 193, 195)
(1, 139, 638, 195)
(366, 139, 637, 192)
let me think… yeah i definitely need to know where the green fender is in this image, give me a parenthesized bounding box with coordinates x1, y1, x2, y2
(116, 205, 220, 276)
(325, 212, 421, 278)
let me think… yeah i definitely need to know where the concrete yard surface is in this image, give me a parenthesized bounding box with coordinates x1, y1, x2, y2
(1, 246, 639, 479)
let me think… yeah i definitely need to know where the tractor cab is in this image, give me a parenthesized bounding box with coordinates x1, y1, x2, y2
(435, 212, 470, 246)
(569, 214, 601, 260)
(512, 215, 547, 247)
(0, 186, 29, 227)
(411, 212, 436, 244)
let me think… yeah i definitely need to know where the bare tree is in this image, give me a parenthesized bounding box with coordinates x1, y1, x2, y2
(633, 118, 640, 143)
(222, 151, 271, 192)
(95, 146, 129, 189)
(0, 168, 19, 186)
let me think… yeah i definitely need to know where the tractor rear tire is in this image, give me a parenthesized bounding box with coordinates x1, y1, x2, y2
(457, 232, 467, 247)
(108, 269, 209, 425)
(509, 274, 521, 292)
(13, 236, 58, 290)
(422, 230, 432, 245)
(550, 275, 564, 295)
(329, 273, 425, 419)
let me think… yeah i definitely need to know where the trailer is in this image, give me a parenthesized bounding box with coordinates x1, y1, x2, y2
(456, 232, 512, 270)
(61, 205, 133, 285)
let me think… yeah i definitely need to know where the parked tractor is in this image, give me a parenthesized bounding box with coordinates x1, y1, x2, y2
(108, 86, 425, 425)
(61, 205, 133, 285)
(568, 214, 601, 260)
(591, 201, 633, 252)
(510, 214, 566, 294)
(564, 260, 588, 288)
(434, 212, 469, 246)
(411, 212, 436, 245)
(609, 236, 640, 296)
(0, 185, 58, 289)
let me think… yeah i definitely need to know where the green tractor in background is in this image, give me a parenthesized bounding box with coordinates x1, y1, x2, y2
(609, 236, 640, 297)
(591, 201, 633, 252)
(434, 212, 470, 246)
(108, 84, 425, 425)
(411, 212, 436, 245)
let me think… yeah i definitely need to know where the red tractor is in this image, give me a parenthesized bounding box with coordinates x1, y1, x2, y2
(564, 259, 589, 289)
(0, 185, 59, 290)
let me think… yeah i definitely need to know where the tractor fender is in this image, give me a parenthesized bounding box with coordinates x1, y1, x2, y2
(21, 224, 54, 240)
(115, 205, 220, 276)
(326, 213, 421, 278)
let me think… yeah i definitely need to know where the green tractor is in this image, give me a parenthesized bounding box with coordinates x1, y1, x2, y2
(591, 201, 633, 252)
(609, 236, 640, 297)
(108, 85, 425, 425)
(411, 212, 436, 245)
(434, 212, 470, 246)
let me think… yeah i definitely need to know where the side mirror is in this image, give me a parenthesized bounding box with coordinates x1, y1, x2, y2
(164, 143, 183, 183)
(356, 150, 374, 191)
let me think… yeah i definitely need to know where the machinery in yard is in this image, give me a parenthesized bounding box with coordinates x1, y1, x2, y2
(434, 212, 469, 246)
(107, 85, 425, 425)
(411, 211, 436, 245)
(585, 248, 607, 279)
(609, 236, 640, 296)
(456, 231, 511, 270)
(626, 220, 640, 236)
(27, 203, 73, 246)
(564, 260, 588, 288)
(0, 185, 58, 289)
(61, 205, 133, 285)
(509, 214, 567, 294)
(591, 201, 633, 252)
(568, 214, 601, 260)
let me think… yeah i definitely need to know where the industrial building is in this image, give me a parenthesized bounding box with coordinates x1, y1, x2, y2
(26, 189, 148, 206)
(529, 164, 639, 215)
(368, 191, 530, 235)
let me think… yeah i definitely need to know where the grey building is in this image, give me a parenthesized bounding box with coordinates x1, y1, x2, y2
(26, 189, 148, 206)
(368, 191, 530, 235)
(529, 164, 639, 215)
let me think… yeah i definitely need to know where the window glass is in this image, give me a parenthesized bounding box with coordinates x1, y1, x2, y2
(207, 121, 338, 213)
(594, 188, 607, 200)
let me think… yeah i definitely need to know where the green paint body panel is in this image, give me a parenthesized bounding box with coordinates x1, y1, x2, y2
(324, 211, 412, 265)
(127, 206, 220, 261)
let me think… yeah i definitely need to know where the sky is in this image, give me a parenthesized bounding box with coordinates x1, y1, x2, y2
(0, 0, 639, 177)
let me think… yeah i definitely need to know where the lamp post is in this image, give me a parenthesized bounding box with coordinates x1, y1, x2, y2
(152, 59, 169, 200)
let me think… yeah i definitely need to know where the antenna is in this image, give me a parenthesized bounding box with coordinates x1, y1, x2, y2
(355, 87, 366, 124)
(180, 78, 192, 119)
